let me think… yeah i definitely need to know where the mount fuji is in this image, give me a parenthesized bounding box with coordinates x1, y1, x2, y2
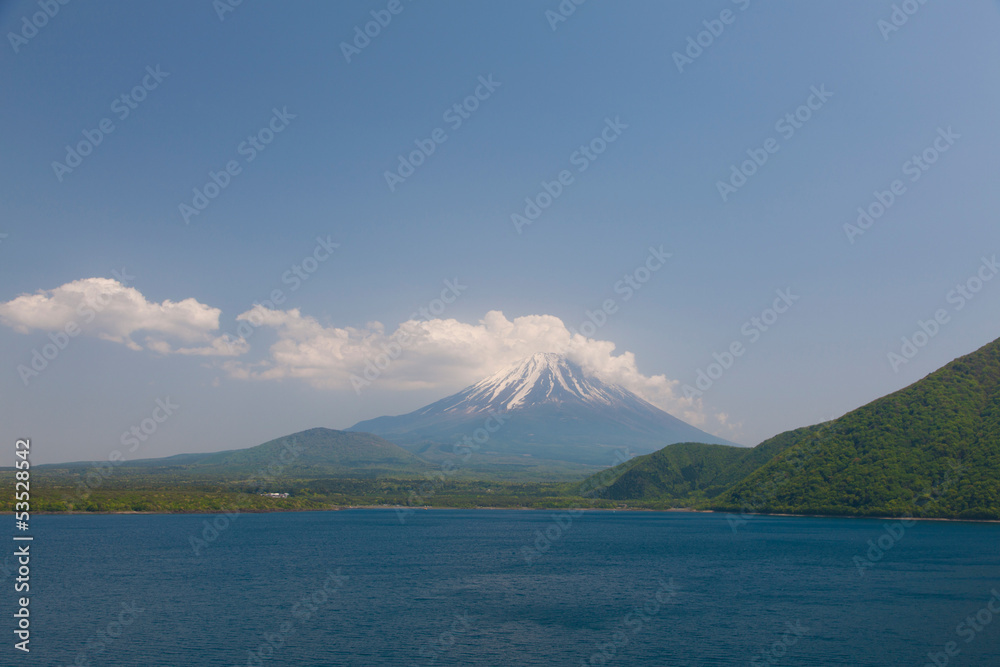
(349, 353, 739, 466)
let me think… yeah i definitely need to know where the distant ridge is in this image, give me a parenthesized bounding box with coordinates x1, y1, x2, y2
(44, 428, 431, 478)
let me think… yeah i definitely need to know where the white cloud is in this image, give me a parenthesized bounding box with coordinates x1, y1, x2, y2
(228, 306, 736, 436)
(0, 277, 245, 356)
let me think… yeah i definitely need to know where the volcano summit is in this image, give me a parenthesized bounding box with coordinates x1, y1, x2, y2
(349, 352, 737, 466)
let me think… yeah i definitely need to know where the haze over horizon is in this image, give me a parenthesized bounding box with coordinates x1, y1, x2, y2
(3, 1, 1000, 464)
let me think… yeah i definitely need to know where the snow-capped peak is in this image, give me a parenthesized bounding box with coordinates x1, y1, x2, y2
(436, 352, 632, 413)
(349, 351, 740, 459)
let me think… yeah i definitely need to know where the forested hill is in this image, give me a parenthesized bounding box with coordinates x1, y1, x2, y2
(582, 337, 1000, 520)
(717, 336, 1000, 518)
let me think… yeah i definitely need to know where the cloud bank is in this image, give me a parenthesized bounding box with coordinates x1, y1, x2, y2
(0, 277, 245, 356)
(0, 278, 735, 437)
(228, 306, 732, 433)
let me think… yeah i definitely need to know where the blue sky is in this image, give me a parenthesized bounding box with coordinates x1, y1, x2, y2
(2, 0, 1000, 463)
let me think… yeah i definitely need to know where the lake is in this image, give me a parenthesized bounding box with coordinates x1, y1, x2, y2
(12, 510, 1000, 666)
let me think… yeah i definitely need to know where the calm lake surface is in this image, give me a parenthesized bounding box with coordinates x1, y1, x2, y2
(12, 510, 1000, 666)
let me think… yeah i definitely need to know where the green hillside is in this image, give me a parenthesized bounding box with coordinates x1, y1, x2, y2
(716, 338, 1000, 519)
(580, 337, 1000, 519)
(577, 442, 747, 500)
(43, 428, 433, 480)
(192, 427, 430, 476)
(578, 427, 821, 501)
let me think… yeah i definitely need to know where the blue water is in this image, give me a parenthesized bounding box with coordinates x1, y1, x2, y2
(7, 510, 1000, 666)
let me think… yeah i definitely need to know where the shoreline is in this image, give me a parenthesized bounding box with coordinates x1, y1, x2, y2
(27, 505, 1000, 523)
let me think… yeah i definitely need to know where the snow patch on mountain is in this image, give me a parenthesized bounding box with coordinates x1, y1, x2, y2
(423, 352, 654, 415)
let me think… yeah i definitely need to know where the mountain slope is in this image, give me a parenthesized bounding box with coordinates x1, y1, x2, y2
(578, 442, 746, 500)
(46, 428, 431, 479)
(578, 426, 809, 500)
(716, 338, 1000, 518)
(190, 428, 431, 477)
(350, 353, 737, 465)
(580, 337, 1000, 519)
